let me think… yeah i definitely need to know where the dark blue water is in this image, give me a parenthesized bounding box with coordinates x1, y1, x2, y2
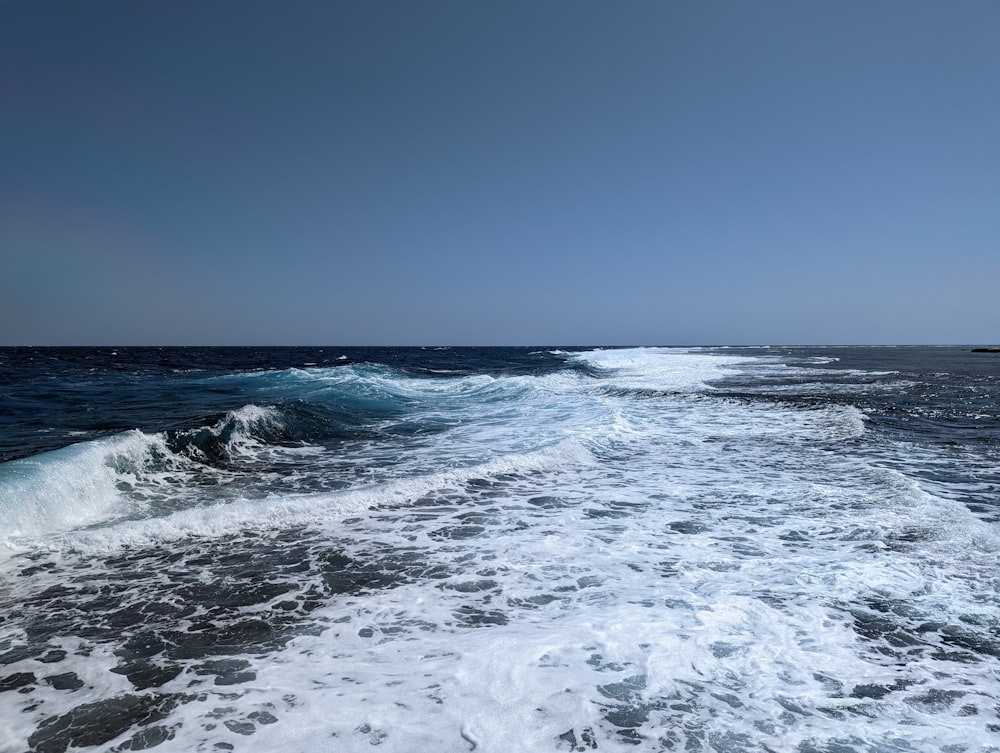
(0, 346, 997, 752)
(0, 347, 578, 463)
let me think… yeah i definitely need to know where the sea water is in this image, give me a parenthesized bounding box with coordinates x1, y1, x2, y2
(0, 346, 997, 752)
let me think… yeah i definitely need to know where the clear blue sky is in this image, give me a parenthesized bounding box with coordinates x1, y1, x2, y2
(1, 0, 997, 345)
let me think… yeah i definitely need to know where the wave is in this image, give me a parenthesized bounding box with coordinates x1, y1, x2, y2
(1, 355, 676, 549)
(31, 437, 597, 555)
(0, 431, 152, 539)
(200, 350, 756, 419)
(565, 347, 757, 392)
(0, 405, 309, 545)
(9, 349, 881, 552)
(166, 404, 288, 464)
(0, 369, 605, 548)
(214, 362, 576, 405)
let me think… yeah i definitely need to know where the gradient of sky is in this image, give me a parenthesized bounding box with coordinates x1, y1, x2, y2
(1, 0, 998, 345)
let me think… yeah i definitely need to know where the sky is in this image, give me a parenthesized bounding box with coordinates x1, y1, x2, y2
(1, 0, 998, 346)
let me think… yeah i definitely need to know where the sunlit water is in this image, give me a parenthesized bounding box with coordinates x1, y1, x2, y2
(1, 346, 997, 752)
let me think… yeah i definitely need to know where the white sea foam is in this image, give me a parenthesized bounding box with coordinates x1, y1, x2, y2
(0, 405, 301, 549)
(0, 430, 155, 540)
(32, 438, 596, 554)
(211, 403, 285, 458)
(568, 347, 755, 391)
(39, 435, 992, 753)
(2, 350, 998, 752)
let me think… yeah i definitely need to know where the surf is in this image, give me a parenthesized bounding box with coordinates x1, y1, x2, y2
(1, 346, 998, 752)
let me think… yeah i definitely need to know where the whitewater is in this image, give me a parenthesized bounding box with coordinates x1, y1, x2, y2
(0, 346, 997, 752)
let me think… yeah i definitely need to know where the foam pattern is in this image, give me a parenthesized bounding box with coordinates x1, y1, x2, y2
(1, 349, 998, 752)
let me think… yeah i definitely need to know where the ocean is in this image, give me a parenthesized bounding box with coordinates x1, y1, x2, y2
(0, 346, 997, 753)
